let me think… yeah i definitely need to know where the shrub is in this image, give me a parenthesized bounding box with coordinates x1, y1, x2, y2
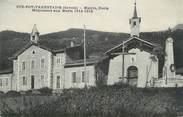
(38, 87, 52, 95)
(32, 90, 41, 95)
(5, 90, 21, 97)
(25, 89, 33, 95)
(19, 91, 26, 95)
(0, 91, 4, 96)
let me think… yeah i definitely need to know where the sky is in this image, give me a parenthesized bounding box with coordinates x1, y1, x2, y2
(0, 0, 183, 34)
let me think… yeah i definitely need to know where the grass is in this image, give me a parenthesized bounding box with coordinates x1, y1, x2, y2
(1, 84, 183, 117)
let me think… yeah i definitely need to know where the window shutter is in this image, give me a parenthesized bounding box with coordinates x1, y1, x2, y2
(21, 77, 23, 85)
(86, 70, 89, 83)
(77, 71, 81, 84)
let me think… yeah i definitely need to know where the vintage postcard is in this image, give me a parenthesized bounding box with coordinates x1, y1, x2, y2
(0, 0, 183, 117)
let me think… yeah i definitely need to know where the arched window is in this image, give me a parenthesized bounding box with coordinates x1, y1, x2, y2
(133, 21, 136, 26)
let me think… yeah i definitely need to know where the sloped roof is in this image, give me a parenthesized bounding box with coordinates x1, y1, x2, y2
(0, 68, 13, 75)
(64, 58, 98, 68)
(10, 42, 52, 59)
(105, 36, 161, 55)
(31, 24, 39, 35)
(10, 41, 81, 60)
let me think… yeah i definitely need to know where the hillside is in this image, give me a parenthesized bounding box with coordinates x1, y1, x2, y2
(0, 28, 183, 71)
(173, 24, 183, 31)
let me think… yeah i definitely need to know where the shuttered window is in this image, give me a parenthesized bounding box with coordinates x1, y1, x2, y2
(31, 60, 35, 69)
(5, 79, 8, 86)
(57, 58, 60, 64)
(0, 79, 2, 87)
(56, 57, 61, 67)
(72, 72, 77, 83)
(82, 71, 85, 83)
(22, 62, 25, 70)
(86, 70, 89, 83)
(41, 59, 45, 68)
(41, 75, 44, 87)
(81, 71, 89, 83)
(76, 71, 81, 83)
(23, 76, 27, 85)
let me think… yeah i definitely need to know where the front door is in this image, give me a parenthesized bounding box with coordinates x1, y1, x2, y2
(127, 66, 138, 86)
(31, 75, 35, 89)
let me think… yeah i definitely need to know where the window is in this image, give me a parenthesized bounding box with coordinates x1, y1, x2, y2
(56, 76, 60, 88)
(72, 72, 77, 83)
(0, 79, 2, 87)
(82, 71, 85, 83)
(5, 79, 8, 86)
(133, 21, 136, 26)
(22, 62, 25, 70)
(50, 73, 53, 88)
(57, 58, 60, 64)
(41, 75, 44, 87)
(31, 60, 35, 69)
(32, 36, 35, 40)
(41, 59, 45, 68)
(31, 75, 35, 89)
(56, 58, 61, 66)
(22, 76, 27, 85)
(130, 55, 136, 63)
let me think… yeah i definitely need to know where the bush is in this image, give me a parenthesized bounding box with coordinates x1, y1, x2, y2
(0, 91, 4, 96)
(32, 90, 41, 95)
(25, 89, 33, 95)
(38, 87, 52, 95)
(5, 90, 21, 97)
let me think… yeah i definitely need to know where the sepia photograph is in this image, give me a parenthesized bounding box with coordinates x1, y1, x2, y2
(0, 0, 183, 117)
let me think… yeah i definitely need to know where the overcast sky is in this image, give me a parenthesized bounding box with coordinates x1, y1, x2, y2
(0, 0, 183, 34)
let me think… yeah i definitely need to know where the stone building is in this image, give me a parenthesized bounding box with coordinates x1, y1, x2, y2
(0, 25, 97, 92)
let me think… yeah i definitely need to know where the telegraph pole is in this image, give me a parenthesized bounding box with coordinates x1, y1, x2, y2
(111, 42, 135, 82)
(84, 25, 87, 86)
(122, 42, 125, 79)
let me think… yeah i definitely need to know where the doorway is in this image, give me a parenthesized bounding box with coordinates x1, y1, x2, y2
(127, 66, 138, 86)
(31, 75, 35, 89)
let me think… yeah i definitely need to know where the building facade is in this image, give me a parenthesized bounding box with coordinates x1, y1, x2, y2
(106, 37, 159, 87)
(0, 25, 97, 92)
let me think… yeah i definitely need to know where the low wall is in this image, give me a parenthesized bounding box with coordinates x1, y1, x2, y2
(153, 76, 183, 87)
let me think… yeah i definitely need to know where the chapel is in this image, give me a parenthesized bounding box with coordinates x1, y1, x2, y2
(105, 2, 183, 87)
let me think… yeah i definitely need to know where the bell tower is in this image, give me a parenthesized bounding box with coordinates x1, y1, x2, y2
(129, 1, 141, 37)
(30, 24, 39, 43)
